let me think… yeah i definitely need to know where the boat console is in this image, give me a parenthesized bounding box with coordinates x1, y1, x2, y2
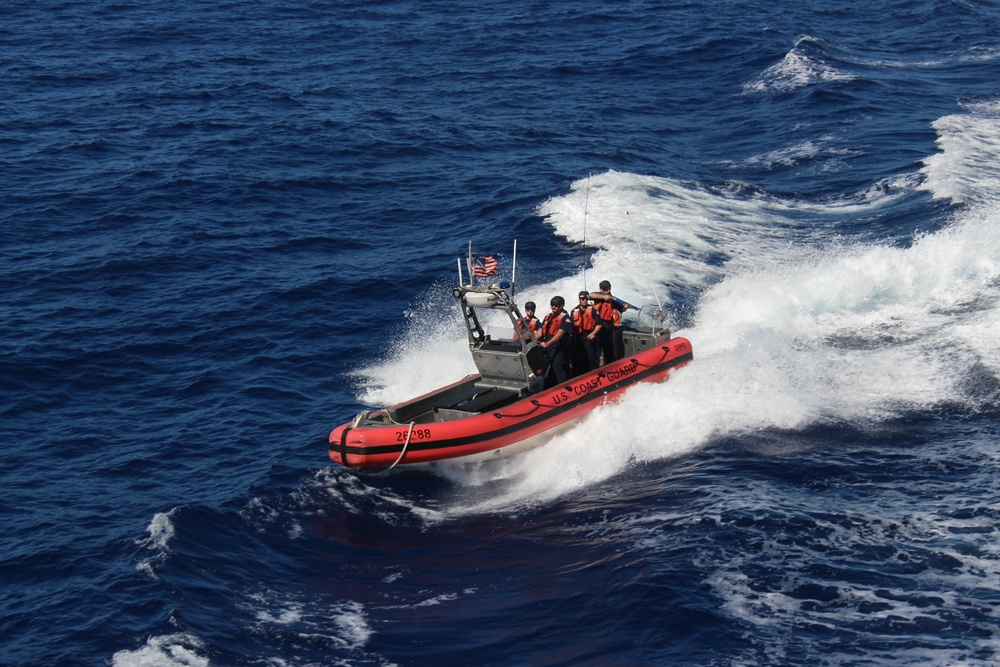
(454, 285, 546, 393)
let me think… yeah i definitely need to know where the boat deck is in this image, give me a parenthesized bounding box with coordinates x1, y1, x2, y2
(367, 378, 525, 426)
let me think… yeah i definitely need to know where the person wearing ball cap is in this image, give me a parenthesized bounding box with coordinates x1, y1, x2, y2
(537, 295, 572, 386)
(588, 280, 627, 364)
(521, 301, 541, 336)
(570, 291, 600, 373)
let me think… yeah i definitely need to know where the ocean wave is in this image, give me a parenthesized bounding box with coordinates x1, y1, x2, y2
(920, 98, 1000, 204)
(135, 510, 178, 579)
(743, 37, 855, 94)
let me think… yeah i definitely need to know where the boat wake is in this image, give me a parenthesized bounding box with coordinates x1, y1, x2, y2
(920, 98, 1000, 205)
(345, 100, 1000, 517)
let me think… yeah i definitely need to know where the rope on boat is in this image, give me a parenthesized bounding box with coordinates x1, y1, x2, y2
(629, 346, 672, 369)
(492, 399, 546, 419)
(494, 348, 678, 419)
(384, 421, 416, 472)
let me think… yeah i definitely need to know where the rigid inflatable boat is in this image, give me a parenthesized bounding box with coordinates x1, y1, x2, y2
(329, 250, 692, 470)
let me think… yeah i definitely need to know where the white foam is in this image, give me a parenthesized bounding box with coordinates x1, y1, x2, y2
(351, 291, 477, 407)
(141, 511, 177, 551)
(868, 43, 1000, 70)
(244, 590, 372, 651)
(114, 594, 375, 666)
(743, 37, 854, 94)
(112, 633, 209, 667)
(537, 170, 909, 289)
(135, 510, 177, 578)
(920, 98, 1000, 204)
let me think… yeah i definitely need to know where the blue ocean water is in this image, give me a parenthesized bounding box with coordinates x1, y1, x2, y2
(4, 0, 1000, 664)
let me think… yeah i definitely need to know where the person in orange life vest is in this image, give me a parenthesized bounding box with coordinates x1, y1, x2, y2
(518, 301, 541, 338)
(570, 291, 600, 374)
(588, 280, 628, 364)
(537, 295, 572, 386)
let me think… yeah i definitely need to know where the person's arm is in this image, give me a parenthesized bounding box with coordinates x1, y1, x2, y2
(541, 328, 565, 348)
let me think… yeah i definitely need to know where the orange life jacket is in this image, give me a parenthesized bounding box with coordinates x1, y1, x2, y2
(593, 299, 615, 324)
(542, 311, 568, 340)
(572, 305, 595, 333)
(517, 316, 541, 334)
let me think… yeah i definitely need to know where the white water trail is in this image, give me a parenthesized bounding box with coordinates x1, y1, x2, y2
(348, 98, 1000, 517)
(431, 199, 1000, 516)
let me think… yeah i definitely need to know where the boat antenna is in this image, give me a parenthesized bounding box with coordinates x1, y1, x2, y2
(466, 241, 474, 286)
(511, 239, 518, 296)
(457, 257, 464, 286)
(582, 174, 591, 291)
(625, 211, 664, 313)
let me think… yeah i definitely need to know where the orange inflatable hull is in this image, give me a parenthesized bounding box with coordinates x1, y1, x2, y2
(329, 337, 692, 469)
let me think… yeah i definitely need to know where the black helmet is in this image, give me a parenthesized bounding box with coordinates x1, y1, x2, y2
(525, 301, 536, 311)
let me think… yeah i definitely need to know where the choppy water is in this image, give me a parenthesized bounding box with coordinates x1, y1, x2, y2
(4, 1, 1000, 665)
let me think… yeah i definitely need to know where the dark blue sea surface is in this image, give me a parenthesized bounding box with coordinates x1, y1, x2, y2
(4, 1, 1000, 665)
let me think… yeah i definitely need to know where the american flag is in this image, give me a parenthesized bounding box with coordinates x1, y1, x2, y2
(473, 254, 498, 278)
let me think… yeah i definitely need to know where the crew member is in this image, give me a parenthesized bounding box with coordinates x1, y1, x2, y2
(570, 291, 600, 374)
(519, 301, 542, 339)
(612, 307, 625, 361)
(538, 296, 572, 386)
(589, 280, 627, 364)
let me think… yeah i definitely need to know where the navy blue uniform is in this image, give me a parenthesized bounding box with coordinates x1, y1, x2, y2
(541, 309, 572, 385)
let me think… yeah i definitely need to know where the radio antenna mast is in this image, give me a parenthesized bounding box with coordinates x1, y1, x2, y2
(625, 211, 664, 313)
(511, 239, 518, 296)
(582, 174, 591, 291)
